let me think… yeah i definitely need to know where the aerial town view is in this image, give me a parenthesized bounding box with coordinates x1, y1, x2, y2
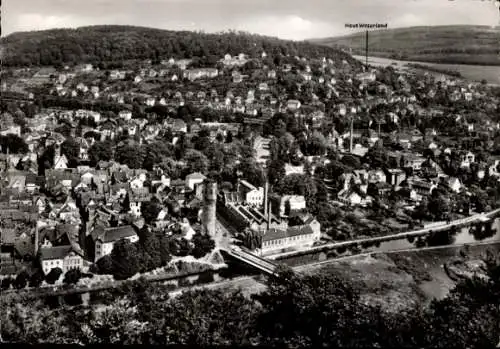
(1, 0, 499, 347)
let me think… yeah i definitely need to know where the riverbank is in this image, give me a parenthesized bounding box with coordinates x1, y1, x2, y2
(294, 241, 500, 312)
(352, 55, 500, 85)
(270, 210, 500, 265)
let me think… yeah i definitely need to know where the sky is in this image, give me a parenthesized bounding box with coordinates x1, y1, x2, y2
(2, 0, 499, 40)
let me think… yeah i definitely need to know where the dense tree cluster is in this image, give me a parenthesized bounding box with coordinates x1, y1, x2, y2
(1, 255, 499, 346)
(92, 227, 215, 280)
(1, 26, 358, 68)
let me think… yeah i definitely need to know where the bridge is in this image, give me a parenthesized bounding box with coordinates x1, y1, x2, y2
(224, 246, 279, 276)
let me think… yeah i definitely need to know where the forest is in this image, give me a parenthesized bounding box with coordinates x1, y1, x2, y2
(1, 252, 499, 347)
(0, 25, 356, 67)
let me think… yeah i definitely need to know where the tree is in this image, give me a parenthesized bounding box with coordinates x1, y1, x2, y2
(267, 159, 286, 186)
(237, 159, 266, 187)
(191, 232, 216, 259)
(305, 131, 327, 156)
(237, 228, 263, 250)
(364, 142, 390, 169)
(29, 271, 45, 288)
(142, 140, 174, 170)
(427, 192, 451, 221)
(254, 266, 381, 347)
(13, 271, 29, 289)
(136, 227, 162, 272)
(341, 154, 362, 169)
(184, 149, 209, 174)
(1, 277, 14, 291)
(275, 173, 317, 199)
(110, 239, 140, 280)
(116, 143, 146, 169)
(169, 238, 192, 257)
(88, 141, 114, 166)
(45, 267, 63, 284)
(95, 255, 114, 275)
(63, 268, 82, 284)
(156, 289, 259, 346)
(60, 137, 80, 167)
(0, 134, 29, 154)
(141, 199, 163, 224)
(159, 236, 172, 266)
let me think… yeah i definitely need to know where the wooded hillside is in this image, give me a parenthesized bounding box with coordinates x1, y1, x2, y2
(0, 25, 357, 67)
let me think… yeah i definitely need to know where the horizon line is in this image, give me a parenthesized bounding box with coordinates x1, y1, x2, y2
(3, 23, 497, 41)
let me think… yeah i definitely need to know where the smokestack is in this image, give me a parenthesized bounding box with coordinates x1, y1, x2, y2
(365, 30, 369, 68)
(263, 181, 269, 217)
(267, 201, 271, 231)
(34, 223, 39, 256)
(350, 117, 354, 153)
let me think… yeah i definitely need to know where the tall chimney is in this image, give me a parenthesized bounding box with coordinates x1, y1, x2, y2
(350, 117, 354, 153)
(267, 201, 271, 231)
(263, 181, 269, 217)
(33, 223, 39, 256)
(365, 30, 369, 68)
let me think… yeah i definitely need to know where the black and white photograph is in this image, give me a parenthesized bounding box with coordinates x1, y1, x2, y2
(0, 0, 500, 346)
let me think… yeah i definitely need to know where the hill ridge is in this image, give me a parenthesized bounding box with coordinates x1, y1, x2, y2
(309, 25, 500, 66)
(1, 25, 354, 68)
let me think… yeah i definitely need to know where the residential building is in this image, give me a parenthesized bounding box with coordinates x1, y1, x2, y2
(237, 180, 264, 207)
(186, 172, 206, 191)
(39, 244, 84, 275)
(93, 226, 139, 262)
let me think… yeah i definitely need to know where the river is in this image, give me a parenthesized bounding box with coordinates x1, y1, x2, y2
(370, 218, 500, 253)
(352, 55, 500, 85)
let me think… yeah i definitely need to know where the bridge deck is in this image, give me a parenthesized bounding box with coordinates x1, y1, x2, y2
(225, 247, 278, 276)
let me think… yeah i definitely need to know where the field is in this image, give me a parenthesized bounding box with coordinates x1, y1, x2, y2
(311, 25, 500, 66)
(302, 242, 500, 310)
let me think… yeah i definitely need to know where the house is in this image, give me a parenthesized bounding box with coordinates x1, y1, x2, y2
(93, 225, 139, 262)
(287, 100, 301, 111)
(39, 244, 84, 275)
(368, 170, 387, 184)
(338, 190, 373, 207)
(460, 151, 475, 168)
(25, 174, 45, 193)
(119, 111, 132, 121)
(447, 177, 462, 193)
(279, 195, 306, 217)
(109, 70, 126, 80)
(233, 73, 243, 84)
(237, 180, 264, 207)
(406, 177, 438, 201)
(128, 188, 151, 216)
(184, 68, 218, 81)
(53, 146, 69, 169)
(402, 153, 425, 171)
(185, 173, 206, 191)
(385, 168, 406, 187)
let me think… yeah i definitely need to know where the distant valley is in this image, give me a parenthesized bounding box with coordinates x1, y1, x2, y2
(310, 25, 500, 66)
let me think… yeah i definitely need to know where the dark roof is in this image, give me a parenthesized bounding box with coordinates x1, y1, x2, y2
(0, 228, 18, 245)
(39, 245, 80, 260)
(97, 225, 137, 243)
(263, 225, 314, 242)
